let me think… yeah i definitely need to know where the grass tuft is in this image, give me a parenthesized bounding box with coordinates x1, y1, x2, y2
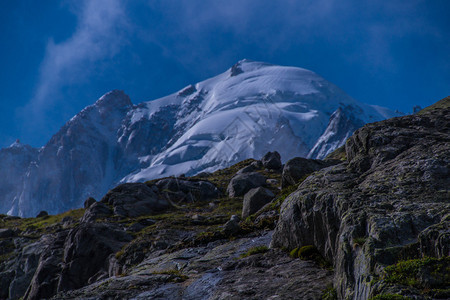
(240, 246, 269, 258)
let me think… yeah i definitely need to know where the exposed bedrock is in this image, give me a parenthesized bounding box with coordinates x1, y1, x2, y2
(272, 105, 450, 299)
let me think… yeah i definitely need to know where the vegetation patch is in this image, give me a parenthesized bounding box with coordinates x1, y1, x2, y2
(239, 246, 269, 258)
(271, 184, 298, 208)
(191, 159, 256, 192)
(0, 251, 16, 264)
(325, 145, 347, 161)
(369, 294, 410, 300)
(153, 269, 188, 282)
(353, 237, 367, 246)
(382, 256, 450, 291)
(321, 285, 337, 300)
(0, 209, 84, 238)
(417, 96, 450, 115)
(289, 245, 332, 269)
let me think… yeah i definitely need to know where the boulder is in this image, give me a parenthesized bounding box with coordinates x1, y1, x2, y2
(236, 164, 258, 174)
(83, 197, 97, 209)
(24, 224, 132, 299)
(281, 157, 332, 188)
(127, 219, 156, 233)
(227, 172, 267, 197)
(81, 202, 112, 223)
(0, 228, 16, 238)
(261, 151, 282, 170)
(242, 187, 275, 219)
(155, 178, 219, 203)
(101, 183, 170, 218)
(251, 160, 263, 169)
(3, 238, 50, 299)
(57, 223, 132, 292)
(36, 211, 48, 218)
(223, 215, 241, 235)
(23, 232, 68, 300)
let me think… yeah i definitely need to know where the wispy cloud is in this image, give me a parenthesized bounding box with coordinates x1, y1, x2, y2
(22, 0, 128, 137)
(137, 0, 437, 73)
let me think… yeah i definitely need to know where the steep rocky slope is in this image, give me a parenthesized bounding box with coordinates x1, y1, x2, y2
(272, 96, 450, 299)
(1, 60, 400, 217)
(0, 97, 446, 299)
(0, 156, 336, 300)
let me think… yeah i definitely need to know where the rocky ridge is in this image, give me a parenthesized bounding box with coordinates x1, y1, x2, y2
(0, 97, 448, 299)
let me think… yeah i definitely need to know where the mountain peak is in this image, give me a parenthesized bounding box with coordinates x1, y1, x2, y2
(95, 90, 132, 109)
(10, 139, 21, 147)
(229, 59, 276, 77)
(8, 139, 34, 151)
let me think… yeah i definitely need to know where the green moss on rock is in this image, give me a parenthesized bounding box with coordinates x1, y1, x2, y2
(240, 246, 269, 258)
(369, 294, 410, 300)
(383, 256, 450, 290)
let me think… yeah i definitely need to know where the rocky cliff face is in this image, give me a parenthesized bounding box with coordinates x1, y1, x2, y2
(13, 90, 133, 217)
(0, 141, 38, 216)
(272, 96, 450, 299)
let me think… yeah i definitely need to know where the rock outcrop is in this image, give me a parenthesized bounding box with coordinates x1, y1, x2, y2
(23, 224, 133, 300)
(261, 151, 282, 170)
(154, 178, 220, 204)
(227, 172, 267, 197)
(272, 99, 450, 299)
(101, 183, 169, 218)
(281, 157, 335, 188)
(242, 187, 275, 219)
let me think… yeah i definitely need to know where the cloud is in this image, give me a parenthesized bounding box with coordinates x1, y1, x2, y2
(135, 0, 438, 74)
(23, 0, 129, 134)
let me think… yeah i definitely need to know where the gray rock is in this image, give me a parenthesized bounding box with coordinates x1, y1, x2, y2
(211, 249, 333, 299)
(223, 215, 241, 235)
(35, 211, 48, 218)
(101, 183, 170, 218)
(0, 238, 46, 299)
(272, 104, 450, 299)
(24, 232, 68, 300)
(61, 216, 75, 229)
(250, 160, 263, 169)
(227, 172, 267, 197)
(155, 178, 220, 203)
(23, 223, 133, 299)
(242, 187, 275, 219)
(128, 219, 156, 232)
(236, 164, 258, 174)
(81, 201, 112, 223)
(266, 178, 279, 186)
(281, 157, 333, 188)
(83, 197, 97, 209)
(261, 151, 282, 170)
(0, 228, 15, 238)
(57, 223, 132, 292)
(196, 171, 212, 178)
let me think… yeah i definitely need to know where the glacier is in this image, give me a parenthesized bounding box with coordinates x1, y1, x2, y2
(1, 59, 401, 217)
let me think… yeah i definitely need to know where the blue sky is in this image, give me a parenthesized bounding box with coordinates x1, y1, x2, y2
(0, 0, 449, 148)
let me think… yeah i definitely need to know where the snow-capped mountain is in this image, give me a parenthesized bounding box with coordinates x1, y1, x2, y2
(1, 60, 400, 217)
